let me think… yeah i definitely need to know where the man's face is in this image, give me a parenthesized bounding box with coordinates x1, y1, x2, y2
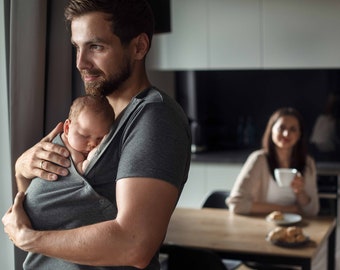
(71, 12, 132, 96)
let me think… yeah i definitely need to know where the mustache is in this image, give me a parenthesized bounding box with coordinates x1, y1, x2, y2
(80, 70, 103, 77)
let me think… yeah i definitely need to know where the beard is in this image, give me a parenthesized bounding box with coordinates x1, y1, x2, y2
(82, 56, 132, 97)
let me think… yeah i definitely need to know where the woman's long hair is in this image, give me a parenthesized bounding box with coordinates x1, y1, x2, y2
(262, 107, 307, 176)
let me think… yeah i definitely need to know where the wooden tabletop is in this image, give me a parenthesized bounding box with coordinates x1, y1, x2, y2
(164, 208, 336, 261)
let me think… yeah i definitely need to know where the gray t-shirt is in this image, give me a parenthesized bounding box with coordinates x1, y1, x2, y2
(23, 87, 192, 270)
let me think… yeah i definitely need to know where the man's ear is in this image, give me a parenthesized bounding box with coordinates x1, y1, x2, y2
(133, 33, 150, 60)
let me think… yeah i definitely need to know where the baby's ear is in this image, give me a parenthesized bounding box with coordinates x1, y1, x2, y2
(64, 119, 71, 135)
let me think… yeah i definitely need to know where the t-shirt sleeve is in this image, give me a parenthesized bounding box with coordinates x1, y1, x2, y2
(116, 102, 191, 190)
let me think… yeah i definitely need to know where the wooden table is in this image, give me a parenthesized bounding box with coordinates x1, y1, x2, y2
(162, 208, 336, 270)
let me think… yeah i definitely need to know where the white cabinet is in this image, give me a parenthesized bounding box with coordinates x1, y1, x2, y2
(147, 0, 209, 70)
(147, 0, 340, 70)
(147, 0, 261, 70)
(208, 0, 261, 69)
(263, 0, 340, 68)
(177, 162, 242, 208)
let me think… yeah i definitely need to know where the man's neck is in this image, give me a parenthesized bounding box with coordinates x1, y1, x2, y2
(106, 76, 151, 119)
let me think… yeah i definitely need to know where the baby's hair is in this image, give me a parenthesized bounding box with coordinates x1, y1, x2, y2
(69, 95, 115, 125)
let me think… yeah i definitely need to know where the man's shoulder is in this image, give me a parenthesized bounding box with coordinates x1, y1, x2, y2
(135, 86, 168, 103)
(133, 86, 188, 123)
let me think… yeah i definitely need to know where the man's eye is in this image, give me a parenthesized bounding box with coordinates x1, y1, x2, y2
(90, 45, 103, 51)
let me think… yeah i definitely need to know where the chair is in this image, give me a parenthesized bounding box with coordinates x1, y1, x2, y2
(164, 245, 229, 270)
(202, 190, 230, 209)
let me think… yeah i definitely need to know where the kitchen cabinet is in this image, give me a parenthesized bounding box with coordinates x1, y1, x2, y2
(147, 0, 209, 70)
(316, 163, 340, 221)
(147, 0, 340, 70)
(208, 0, 261, 69)
(147, 0, 261, 70)
(263, 0, 340, 68)
(177, 162, 242, 208)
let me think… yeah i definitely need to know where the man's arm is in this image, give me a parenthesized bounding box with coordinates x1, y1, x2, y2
(15, 122, 70, 192)
(2, 177, 178, 268)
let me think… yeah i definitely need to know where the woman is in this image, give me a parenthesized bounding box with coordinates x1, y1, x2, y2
(227, 107, 319, 216)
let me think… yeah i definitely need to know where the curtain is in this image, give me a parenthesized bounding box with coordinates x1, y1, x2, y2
(8, 0, 75, 268)
(10, 0, 73, 170)
(0, 0, 15, 268)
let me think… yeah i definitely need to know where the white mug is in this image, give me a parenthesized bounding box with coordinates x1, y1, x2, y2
(274, 168, 298, 187)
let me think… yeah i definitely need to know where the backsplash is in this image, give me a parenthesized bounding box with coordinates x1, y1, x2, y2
(175, 69, 340, 161)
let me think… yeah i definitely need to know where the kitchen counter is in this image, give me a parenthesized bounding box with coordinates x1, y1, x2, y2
(191, 150, 340, 174)
(191, 149, 253, 164)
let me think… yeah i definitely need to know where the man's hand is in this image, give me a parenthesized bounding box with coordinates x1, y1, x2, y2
(2, 192, 33, 251)
(15, 122, 71, 183)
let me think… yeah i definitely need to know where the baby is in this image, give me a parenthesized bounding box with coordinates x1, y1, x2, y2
(23, 95, 116, 232)
(61, 95, 114, 174)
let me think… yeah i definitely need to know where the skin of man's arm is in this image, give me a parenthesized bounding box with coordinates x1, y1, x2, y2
(15, 122, 71, 192)
(2, 177, 178, 268)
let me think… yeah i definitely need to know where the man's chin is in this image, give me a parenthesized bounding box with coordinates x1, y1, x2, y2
(84, 86, 103, 96)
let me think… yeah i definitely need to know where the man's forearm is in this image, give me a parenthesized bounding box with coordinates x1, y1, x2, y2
(23, 220, 153, 269)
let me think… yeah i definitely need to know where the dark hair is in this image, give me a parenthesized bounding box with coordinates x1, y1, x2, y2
(64, 0, 155, 46)
(262, 107, 307, 175)
(69, 95, 114, 127)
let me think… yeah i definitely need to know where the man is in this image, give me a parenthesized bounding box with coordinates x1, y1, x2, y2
(2, 1, 191, 269)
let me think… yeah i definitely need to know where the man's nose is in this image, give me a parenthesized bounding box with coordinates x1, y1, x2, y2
(77, 49, 92, 70)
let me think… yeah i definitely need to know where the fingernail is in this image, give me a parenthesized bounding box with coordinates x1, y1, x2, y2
(49, 174, 58, 181)
(64, 160, 71, 167)
(60, 169, 69, 176)
(62, 150, 70, 158)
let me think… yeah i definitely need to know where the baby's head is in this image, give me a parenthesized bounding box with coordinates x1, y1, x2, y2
(64, 95, 114, 156)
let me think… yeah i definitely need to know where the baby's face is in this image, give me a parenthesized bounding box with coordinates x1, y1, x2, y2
(66, 110, 110, 156)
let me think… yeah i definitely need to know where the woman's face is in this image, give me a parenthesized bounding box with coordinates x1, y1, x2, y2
(271, 115, 301, 150)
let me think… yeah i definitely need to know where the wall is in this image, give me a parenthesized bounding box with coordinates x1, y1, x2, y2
(147, 70, 175, 98)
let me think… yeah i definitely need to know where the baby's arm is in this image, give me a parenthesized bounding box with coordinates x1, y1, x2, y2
(79, 147, 97, 174)
(77, 134, 107, 174)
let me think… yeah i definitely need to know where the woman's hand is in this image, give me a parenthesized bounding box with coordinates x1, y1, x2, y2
(15, 122, 71, 183)
(291, 172, 305, 194)
(291, 172, 310, 206)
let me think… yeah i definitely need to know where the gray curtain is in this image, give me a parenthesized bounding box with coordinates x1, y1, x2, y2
(0, 0, 15, 268)
(10, 0, 73, 171)
(8, 0, 76, 268)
